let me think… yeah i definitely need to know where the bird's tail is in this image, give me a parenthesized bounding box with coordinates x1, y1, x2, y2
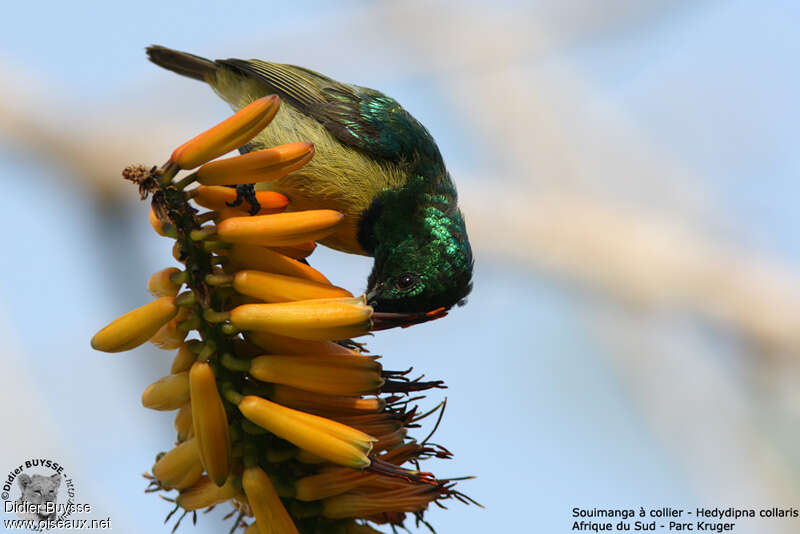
(146, 45, 217, 82)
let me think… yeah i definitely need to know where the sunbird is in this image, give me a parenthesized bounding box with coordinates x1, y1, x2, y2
(147, 46, 473, 321)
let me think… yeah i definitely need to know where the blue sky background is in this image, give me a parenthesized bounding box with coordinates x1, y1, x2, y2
(1, 2, 798, 533)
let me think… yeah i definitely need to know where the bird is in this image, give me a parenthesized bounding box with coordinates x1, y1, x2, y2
(146, 46, 473, 319)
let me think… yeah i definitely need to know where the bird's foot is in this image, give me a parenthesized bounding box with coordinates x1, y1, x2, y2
(226, 184, 261, 215)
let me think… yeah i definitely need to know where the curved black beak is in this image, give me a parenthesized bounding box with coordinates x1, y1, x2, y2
(370, 307, 449, 331)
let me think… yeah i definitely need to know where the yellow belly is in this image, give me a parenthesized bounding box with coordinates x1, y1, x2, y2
(209, 69, 405, 256)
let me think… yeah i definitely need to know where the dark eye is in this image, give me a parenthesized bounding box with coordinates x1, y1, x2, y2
(396, 273, 418, 291)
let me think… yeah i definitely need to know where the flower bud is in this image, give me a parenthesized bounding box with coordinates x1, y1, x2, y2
(269, 385, 385, 417)
(148, 267, 182, 297)
(170, 344, 197, 374)
(149, 208, 167, 237)
(170, 95, 279, 169)
(141, 371, 189, 411)
(247, 331, 355, 356)
(249, 354, 382, 396)
(233, 270, 351, 303)
(229, 245, 330, 285)
(322, 485, 442, 519)
(268, 241, 316, 259)
(189, 362, 231, 486)
(149, 308, 190, 350)
(194, 185, 288, 214)
(242, 466, 299, 534)
(217, 210, 343, 247)
(229, 297, 372, 341)
(91, 296, 178, 353)
(177, 476, 239, 511)
(238, 396, 374, 469)
(174, 402, 193, 442)
(153, 438, 203, 490)
(197, 142, 314, 186)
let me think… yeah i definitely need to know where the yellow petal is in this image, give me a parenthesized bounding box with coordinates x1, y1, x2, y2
(194, 185, 288, 214)
(91, 296, 178, 353)
(171, 95, 280, 169)
(229, 245, 330, 285)
(238, 395, 373, 469)
(198, 142, 314, 186)
(189, 362, 231, 486)
(141, 371, 189, 411)
(242, 466, 299, 534)
(217, 210, 343, 247)
(234, 270, 351, 303)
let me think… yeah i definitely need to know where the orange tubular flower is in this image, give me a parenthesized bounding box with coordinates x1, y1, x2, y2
(233, 270, 351, 303)
(189, 362, 231, 486)
(152, 438, 203, 490)
(242, 466, 299, 534)
(97, 94, 474, 534)
(238, 396, 374, 469)
(248, 354, 383, 396)
(322, 485, 444, 519)
(149, 307, 191, 350)
(268, 241, 317, 259)
(227, 244, 331, 285)
(197, 142, 314, 186)
(176, 476, 240, 511)
(141, 372, 190, 411)
(247, 331, 354, 356)
(269, 384, 385, 417)
(170, 95, 279, 169)
(170, 344, 197, 374)
(148, 267, 183, 297)
(173, 402, 193, 442)
(229, 297, 372, 341)
(217, 210, 344, 247)
(194, 185, 289, 214)
(295, 443, 426, 501)
(91, 296, 177, 353)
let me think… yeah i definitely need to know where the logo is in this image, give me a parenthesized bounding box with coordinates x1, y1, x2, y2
(1, 458, 92, 531)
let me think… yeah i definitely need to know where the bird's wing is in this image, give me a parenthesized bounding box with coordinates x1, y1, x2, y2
(216, 58, 441, 165)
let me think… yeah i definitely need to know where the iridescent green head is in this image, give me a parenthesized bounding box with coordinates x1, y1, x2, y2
(364, 186, 473, 314)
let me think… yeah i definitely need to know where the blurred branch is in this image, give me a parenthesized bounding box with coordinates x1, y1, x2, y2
(465, 188, 800, 352)
(0, 60, 184, 200)
(593, 311, 800, 532)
